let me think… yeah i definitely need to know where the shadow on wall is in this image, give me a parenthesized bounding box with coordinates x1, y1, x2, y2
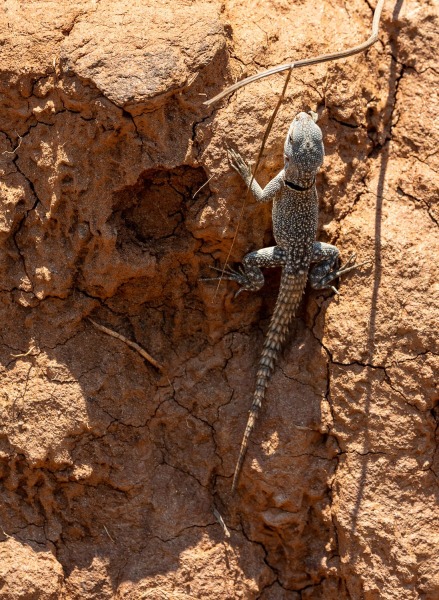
(349, 0, 404, 539)
(0, 162, 235, 595)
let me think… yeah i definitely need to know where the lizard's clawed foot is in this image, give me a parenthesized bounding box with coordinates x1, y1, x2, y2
(318, 253, 373, 292)
(201, 265, 257, 296)
(227, 147, 252, 180)
(201, 264, 243, 280)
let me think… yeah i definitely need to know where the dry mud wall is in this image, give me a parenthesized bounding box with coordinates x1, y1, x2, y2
(0, 0, 438, 598)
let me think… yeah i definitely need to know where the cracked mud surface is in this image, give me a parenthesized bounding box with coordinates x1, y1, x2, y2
(0, 0, 438, 598)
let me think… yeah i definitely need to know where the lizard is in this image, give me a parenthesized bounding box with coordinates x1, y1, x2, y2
(205, 111, 369, 492)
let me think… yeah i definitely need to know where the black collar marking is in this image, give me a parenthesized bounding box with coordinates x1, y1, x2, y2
(284, 178, 315, 192)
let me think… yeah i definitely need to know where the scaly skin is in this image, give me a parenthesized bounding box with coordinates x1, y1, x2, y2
(231, 269, 308, 491)
(205, 112, 369, 492)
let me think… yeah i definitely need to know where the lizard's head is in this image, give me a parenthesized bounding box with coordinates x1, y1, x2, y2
(284, 112, 324, 176)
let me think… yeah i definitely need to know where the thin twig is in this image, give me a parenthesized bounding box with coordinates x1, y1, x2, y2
(214, 69, 292, 297)
(88, 318, 164, 372)
(192, 174, 214, 199)
(10, 345, 38, 359)
(213, 508, 231, 538)
(103, 524, 115, 543)
(2, 134, 22, 155)
(205, 0, 385, 106)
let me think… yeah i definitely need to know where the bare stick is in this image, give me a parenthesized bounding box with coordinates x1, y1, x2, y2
(192, 174, 214, 199)
(214, 70, 292, 297)
(213, 507, 231, 538)
(205, 0, 385, 106)
(88, 318, 164, 372)
(2, 134, 22, 155)
(103, 525, 115, 543)
(10, 345, 38, 359)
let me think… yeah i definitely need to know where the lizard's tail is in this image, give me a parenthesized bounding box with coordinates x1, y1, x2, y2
(232, 271, 308, 493)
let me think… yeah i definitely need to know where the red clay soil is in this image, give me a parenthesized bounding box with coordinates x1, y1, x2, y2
(0, 1, 438, 598)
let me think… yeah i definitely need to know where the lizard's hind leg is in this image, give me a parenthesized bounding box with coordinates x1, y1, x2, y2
(203, 245, 286, 297)
(309, 242, 371, 294)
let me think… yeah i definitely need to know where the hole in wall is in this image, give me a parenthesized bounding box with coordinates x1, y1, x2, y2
(112, 166, 210, 249)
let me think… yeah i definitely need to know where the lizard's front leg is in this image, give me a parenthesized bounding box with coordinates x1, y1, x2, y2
(204, 246, 286, 297)
(228, 148, 283, 203)
(309, 241, 371, 293)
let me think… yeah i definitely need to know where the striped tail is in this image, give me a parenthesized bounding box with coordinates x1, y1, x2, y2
(231, 270, 308, 492)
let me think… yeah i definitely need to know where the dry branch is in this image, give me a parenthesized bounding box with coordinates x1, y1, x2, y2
(88, 318, 164, 372)
(205, 0, 385, 106)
